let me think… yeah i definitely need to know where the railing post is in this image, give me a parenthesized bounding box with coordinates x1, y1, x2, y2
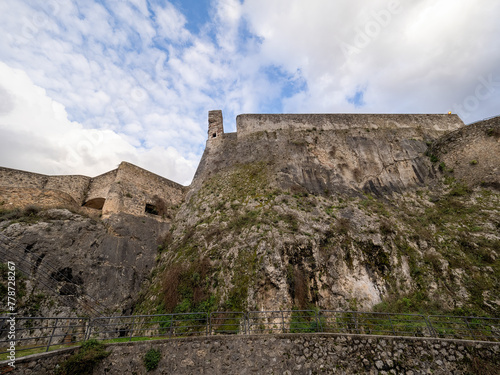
(388, 315, 395, 336)
(46, 318, 58, 352)
(319, 311, 324, 333)
(85, 318, 92, 341)
(169, 315, 173, 337)
(315, 311, 321, 333)
(129, 317, 135, 342)
(464, 317, 475, 340)
(243, 313, 247, 335)
(423, 315, 435, 337)
(207, 313, 210, 336)
(281, 311, 285, 333)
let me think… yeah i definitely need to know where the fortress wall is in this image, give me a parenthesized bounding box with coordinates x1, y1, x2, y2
(0, 167, 91, 205)
(0, 163, 186, 219)
(44, 175, 91, 204)
(116, 162, 185, 205)
(102, 162, 185, 218)
(0, 187, 79, 210)
(236, 114, 464, 137)
(0, 167, 49, 189)
(86, 169, 118, 202)
(431, 116, 500, 188)
(194, 112, 468, 198)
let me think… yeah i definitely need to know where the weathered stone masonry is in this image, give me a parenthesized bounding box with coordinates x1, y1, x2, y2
(4, 334, 498, 375)
(1, 112, 469, 215)
(194, 112, 467, 197)
(0, 162, 186, 219)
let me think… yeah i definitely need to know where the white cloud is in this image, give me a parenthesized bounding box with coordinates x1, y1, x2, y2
(0, 0, 498, 188)
(241, 0, 500, 120)
(0, 62, 198, 184)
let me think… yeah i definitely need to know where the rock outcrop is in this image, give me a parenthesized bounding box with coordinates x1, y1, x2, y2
(138, 114, 499, 317)
(1, 209, 170, 316)
(1, 112, 499, 319)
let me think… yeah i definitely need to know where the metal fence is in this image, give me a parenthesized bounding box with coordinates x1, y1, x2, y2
(1, 311, 499, 357)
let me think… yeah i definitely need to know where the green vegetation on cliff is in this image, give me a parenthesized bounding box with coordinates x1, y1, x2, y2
(137, 159, 499, 319)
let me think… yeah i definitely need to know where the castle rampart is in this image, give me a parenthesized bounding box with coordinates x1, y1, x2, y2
(0, 162, 186, 220)
(236, 113, 464, 136)
(0, 167, 91, 205)
(85, 169, 118, 205)
(102, 162, 186, 217)
(0, 111, 474, 216)
(194, 111, 467, 197)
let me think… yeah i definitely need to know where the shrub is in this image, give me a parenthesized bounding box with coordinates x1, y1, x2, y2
(144, 348, 161, 371)
(56, 339, 110, 375)
(22, 205, 40, 217)
(162, 257, 212, 313)
(0, 208, 22, 221)
(486, 128, 500, 137)
(336, 218, 351, 234)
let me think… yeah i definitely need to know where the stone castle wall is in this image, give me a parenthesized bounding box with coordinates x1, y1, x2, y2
(0, 187, 79, 211)
(86, 169, 118, 203)
(0, 112, 476, 216)
(194, 112, 467, 197)
(431, 116, 500, 188)
(0, 162, 186, 220)
(0, 167, 91, 205)
(235, 113, 464, 137)
(4, 334, 498, 375)
(102, 162, 186, 218)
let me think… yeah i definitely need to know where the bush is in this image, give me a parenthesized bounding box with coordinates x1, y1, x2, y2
(56, 339, 110, 375)
(0, 205, 41, 223)
(144, 348, 161, 371)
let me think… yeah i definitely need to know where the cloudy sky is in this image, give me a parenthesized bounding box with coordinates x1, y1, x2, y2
(0, 0, 499, 185)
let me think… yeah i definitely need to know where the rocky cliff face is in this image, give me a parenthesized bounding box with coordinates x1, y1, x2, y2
(1, 115, 499, 320)
(0, 209, 170, 317)
(193, 114, 463, 198)
(132, 117, 500, 318)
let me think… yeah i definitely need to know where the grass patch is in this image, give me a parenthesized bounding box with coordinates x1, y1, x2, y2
(0, 205, 42, 223)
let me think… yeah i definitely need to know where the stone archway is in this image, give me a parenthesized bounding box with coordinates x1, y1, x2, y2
(82, 197, 106, 210)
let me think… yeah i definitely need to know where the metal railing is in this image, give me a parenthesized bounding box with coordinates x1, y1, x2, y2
(0, 317, 88, 357)
(1, 310, 498, 357)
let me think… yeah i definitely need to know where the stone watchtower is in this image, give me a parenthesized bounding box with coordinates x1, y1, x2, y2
(208, 110, 224, 140)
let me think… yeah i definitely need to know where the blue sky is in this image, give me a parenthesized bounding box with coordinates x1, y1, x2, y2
(0, 0, 499, 185)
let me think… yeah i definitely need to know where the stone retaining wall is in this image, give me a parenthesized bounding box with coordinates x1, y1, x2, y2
(3, 334, 498, 375)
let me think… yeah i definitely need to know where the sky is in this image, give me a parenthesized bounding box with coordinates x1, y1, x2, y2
(0, 0, 499, 185)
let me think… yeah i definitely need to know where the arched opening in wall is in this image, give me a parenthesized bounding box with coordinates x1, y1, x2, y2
(82, 198, 105, 210)
(145, 203, 159, 215)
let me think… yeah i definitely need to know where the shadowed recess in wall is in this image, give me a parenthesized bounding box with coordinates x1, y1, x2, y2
(83, 197, 105, 210)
